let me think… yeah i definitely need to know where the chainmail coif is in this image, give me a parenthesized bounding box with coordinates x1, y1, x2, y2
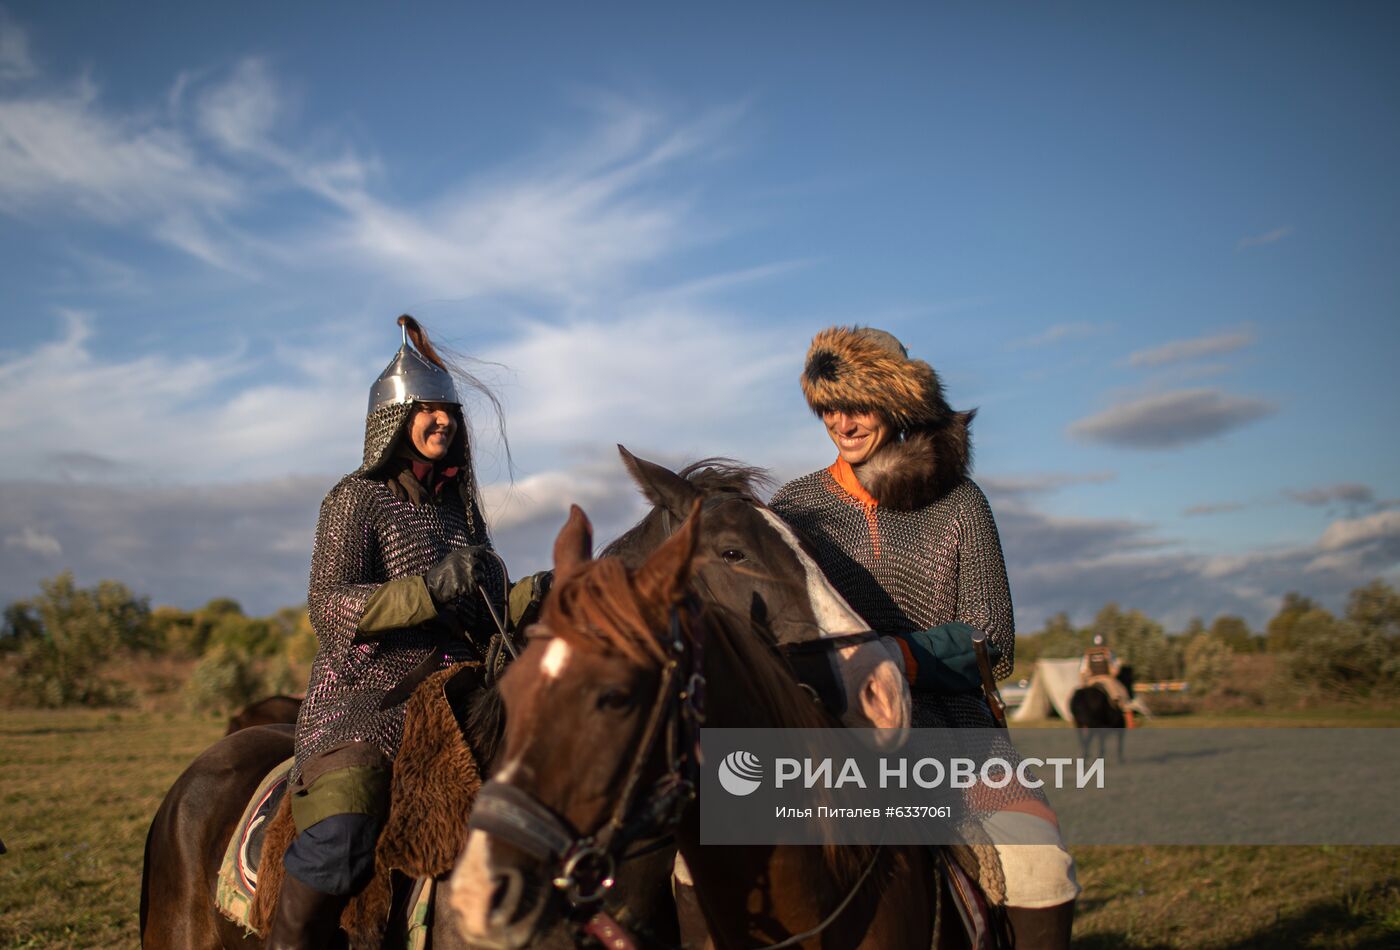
(771, 469, 1043, 814)
(293, 420, 504, 782)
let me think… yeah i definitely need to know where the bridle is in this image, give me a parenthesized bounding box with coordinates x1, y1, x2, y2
(467, 600, 706, 909)
(465, 494, 893, 947)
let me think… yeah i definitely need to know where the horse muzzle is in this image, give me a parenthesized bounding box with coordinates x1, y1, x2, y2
(449, 830, 554, 950)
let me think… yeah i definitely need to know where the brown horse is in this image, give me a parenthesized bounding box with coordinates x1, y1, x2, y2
(224, 694, 303, 735)
(608, 446, 908, 732)
(139, 449, 909, 948)
(451, 504, 954, 949)
(139, 693, 494, 949)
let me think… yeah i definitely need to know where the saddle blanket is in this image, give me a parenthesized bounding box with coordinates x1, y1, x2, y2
(214, 757, 433, 948)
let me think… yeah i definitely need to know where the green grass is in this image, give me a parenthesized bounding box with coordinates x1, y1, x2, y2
(0, 709, 225, 949)
(1, 708, 1397, 948)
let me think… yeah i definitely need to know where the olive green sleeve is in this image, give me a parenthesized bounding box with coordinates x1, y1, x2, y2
(507, 570, 553, 633)
(355, 575, 438, 638)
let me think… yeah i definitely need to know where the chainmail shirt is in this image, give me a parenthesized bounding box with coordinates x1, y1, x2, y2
(292, 472, 504, 782)
(771, 467, 1042, 814)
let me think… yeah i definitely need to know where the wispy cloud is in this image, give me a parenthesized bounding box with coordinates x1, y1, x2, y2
(1183, 501, 1246, 517)
(1008, 322, 1108, 350)
(0, 310, 375, 482)
(0, 8, 37, 80)
(4, 526, 62, 559)
(1285, 483, 1375, 508)
(1236, 225, 1294, 250)
(1068, 387, 1277, 449)
(979, 471, 1116, 498)
(1127, 329, 1254, 368)
(0, 31, 744, 300)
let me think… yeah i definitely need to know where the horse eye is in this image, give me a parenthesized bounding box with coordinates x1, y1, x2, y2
(720, 549, 747, 564)
(597, 687, 634, 711)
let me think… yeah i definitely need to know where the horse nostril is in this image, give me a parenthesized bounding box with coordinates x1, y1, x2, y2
(487, 867, 525, 925)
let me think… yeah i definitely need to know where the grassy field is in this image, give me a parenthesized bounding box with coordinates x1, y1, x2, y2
(2, 708, 1397, 948)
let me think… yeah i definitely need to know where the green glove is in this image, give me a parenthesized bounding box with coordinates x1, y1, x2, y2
(892, 622, 1002, 692)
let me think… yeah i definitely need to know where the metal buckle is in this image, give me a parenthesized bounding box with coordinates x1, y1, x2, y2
(552, 841, 617, 906)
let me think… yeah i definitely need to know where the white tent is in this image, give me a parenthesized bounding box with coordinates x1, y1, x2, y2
(1010, 659, 1083, 722)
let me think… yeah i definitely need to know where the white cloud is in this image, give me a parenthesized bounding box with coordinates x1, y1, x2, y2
(1317, 510, 1400, 553)
(195, 57, 281, 153)
(1127, 330, 1254, 368)
(0, 311, 369, 482)
(4, 526, 61, 559)
(0, 75, 244, 253)
(480, 304, 797, 458)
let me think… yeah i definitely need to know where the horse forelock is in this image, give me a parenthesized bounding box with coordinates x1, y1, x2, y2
(676, 458, 773, 498)
(540, 558, 672, 665)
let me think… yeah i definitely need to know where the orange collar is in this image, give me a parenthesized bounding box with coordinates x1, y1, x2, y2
(827, 457, 878, 507)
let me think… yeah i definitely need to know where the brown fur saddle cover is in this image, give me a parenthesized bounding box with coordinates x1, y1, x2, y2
(248, 663, 485, 945)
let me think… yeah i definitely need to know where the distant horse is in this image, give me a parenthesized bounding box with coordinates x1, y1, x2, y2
(140, 449, 907, 948)
(1070, 664, 1135, 763)
(451, 503, 958, 949)
(223, 694, 302, 735)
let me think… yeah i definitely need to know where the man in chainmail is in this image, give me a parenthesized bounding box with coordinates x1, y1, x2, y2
(769, 326, 1079, 949)
(267, 316, 508, 948)
(1080, 634, 1136, 726)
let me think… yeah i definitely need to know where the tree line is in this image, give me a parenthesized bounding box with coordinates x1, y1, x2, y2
(3, 572, 1397, 710)
(1015, 581, 1400, 702)
(0, 572, 315, 712)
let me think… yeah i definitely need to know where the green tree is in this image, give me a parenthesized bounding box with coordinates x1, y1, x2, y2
(7, 572, 152, 707)
(185, 643, 265, 713)
(1209, 615, 1257, 654)
(1090, 603, 1178, 682)
(1, 601, 41, 652)
(1184, 633, 1233, 697)
(1277, 583, 1400, 700)
(1266, 592, 1318, 653)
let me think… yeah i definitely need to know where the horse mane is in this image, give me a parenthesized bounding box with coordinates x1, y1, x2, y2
(542, 553, 876, 886)
(601, 458, 773, 560)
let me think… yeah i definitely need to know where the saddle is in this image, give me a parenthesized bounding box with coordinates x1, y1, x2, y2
(215, 663, 485, 948)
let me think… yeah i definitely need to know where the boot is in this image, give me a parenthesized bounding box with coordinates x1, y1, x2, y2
(265, 872, 349, 949)
(1005, 899, 1074, 950)
(673, 879, 714, 950)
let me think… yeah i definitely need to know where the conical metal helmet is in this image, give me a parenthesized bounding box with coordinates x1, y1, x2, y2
(355, 322, 465, 476)
(367, 323, 460, 413)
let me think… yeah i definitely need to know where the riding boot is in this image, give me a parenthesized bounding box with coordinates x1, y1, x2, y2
(265, 873, 349, 950)
(674, 880, 714, 950)
(1004, 899, 1075, 950)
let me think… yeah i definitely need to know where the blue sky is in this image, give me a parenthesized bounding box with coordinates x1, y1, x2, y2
(1, 2, 1397, 629)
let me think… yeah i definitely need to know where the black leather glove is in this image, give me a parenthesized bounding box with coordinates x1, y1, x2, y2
(424, 545, 490, 606)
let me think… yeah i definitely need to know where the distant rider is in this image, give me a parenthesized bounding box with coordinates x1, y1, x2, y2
(1079, 634, 1134, 727)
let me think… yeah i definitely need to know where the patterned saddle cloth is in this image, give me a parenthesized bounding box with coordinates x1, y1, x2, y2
(213, 758, 435, 949)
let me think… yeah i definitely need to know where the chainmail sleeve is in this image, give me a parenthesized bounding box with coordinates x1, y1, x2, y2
(307, 476, 384, 648)
(952, 480, 1015, 679)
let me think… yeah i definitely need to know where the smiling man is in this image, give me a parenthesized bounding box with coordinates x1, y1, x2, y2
(770, 325, 1079, 949)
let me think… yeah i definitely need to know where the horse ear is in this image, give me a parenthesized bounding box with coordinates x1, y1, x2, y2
(636, 498, 702, 606)
(553, 504, 594, 582)
(618, 445, 700, 520)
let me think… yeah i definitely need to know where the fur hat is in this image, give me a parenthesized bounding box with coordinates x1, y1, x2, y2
(801, 326, 976, 509)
